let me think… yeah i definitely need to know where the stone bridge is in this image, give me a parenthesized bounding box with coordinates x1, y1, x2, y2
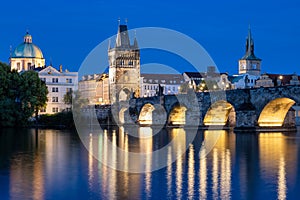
(99, 85, 300, 130)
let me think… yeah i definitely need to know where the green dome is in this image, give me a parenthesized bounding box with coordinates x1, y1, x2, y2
(11, 33, 44, 59)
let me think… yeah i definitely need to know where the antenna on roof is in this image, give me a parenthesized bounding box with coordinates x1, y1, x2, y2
(9, 45, 12, 58)
(125, 18, 128, 25)
(49, 57, 53, 67)
(118, 17, 121, 26)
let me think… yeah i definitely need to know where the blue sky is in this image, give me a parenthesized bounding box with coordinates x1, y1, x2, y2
(0, 0, 299, 75)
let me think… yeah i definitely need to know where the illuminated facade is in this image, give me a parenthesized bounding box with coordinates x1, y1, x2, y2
(78, 73, 110, 105)
(38, 65, 78, 114)
(238, 26, 262, 76)
(141, 74, 185, 97)
(10, 32, 45, 72)
(108, 23, 140, 103)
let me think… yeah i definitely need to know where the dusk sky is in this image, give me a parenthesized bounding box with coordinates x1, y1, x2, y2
(0, 0, 299, 75)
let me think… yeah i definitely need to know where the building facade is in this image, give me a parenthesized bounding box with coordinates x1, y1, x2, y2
(108, 24, 140, 103)
(38, 66, 78, 114)
(10, 32, 45, 72)
(79, 73, 110, 105)
(141, 74, 185, 97)
(183, 66, 232, 91)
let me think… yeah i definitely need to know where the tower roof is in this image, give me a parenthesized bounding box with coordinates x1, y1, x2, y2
(115, 24, 131, 48)
(112, 22, 138, 50)
(241, 26, 261, 61)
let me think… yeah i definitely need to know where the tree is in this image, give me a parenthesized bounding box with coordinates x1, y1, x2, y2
(20, 70, 48, 120)
(63, 90, 89, 110)
(0, 62, 48, 126)
(63, 90, 73, 105)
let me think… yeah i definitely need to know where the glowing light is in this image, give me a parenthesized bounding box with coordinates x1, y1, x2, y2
(212, 148, 219, 199)
(169, 105, 187, 125)
(258, 98, 295, 127)
(138, 103, 155, 125)
(199, 149, 207, 199)
(188, 144, 195, 199)
(277, 156, 286, 200)
(204, 101, 234, 126)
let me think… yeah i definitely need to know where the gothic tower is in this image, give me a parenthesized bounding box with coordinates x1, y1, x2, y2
(108, 23, 140, 103)
(238, 26, 262, 76)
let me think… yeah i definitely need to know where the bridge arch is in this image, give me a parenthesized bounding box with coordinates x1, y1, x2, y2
(168, 104, 187, 126)
(203, 100, 236, 126)
(138, 103, 155, 125)
(119, 88, 131, 101)
(258, 97, 295, 127)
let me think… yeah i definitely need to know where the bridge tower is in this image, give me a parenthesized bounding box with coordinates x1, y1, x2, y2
(108, 22, 140, 104)
(238, 26, 262, 76)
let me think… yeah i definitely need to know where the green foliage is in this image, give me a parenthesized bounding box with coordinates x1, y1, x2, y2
(38, 111, 75, 129)
(63, 91, 73, 105)
(0, 62, 48, 127)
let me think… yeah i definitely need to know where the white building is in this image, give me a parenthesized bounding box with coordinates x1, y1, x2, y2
(229, 74, 259, 89)
(38, 65, 78, 114)
(141, 74, 185, 97)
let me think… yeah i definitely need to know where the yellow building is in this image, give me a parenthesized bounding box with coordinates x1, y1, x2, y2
(10, 32, 45, 72)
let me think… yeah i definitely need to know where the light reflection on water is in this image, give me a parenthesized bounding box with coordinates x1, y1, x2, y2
(0, 128, 300, 199)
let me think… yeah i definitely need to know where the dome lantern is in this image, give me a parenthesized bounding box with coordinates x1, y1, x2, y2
(24, 32, 32, 43)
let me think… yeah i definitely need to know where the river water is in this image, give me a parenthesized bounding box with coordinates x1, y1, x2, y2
(0, 127, 300, 199)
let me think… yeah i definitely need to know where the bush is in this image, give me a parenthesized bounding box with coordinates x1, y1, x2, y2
(38, 111, 75, 129)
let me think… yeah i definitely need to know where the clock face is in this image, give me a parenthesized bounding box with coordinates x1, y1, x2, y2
(240, 63, 246, 69)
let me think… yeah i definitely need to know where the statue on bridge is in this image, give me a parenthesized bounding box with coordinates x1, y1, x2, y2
(156, 84, 164, 96)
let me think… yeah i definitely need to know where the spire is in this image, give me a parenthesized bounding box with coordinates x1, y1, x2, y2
(108, 38, 112, 50)
(241, 25, 260, 60)
(133, 30, 138, 49)
(115, 20, 130, 48)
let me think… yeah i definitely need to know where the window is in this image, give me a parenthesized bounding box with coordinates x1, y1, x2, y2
(40, 108, 46, 112)
(66, 88, 72, 93)
(52, 87, 58, 92)
(52, 107, 59, 113)
(17, 63, 20, 70)
(52, 78, 58, 83)
(66, 78, 72, 83)
(40, 78, 46, 82)
(52, 97, 58, 102)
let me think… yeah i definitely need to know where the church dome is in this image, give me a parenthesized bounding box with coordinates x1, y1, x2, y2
(11, 32, 44, 59)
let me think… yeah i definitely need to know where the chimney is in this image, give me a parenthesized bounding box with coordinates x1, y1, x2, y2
(59, 65, 63, 73)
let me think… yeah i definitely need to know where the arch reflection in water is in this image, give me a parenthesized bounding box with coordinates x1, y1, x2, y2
(258, 132, 297, 199)
(171, 128, 186, 200)
(204, 130, 233, 200)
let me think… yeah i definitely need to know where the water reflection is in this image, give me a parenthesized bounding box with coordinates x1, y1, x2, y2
(258, 133, 297, 199)
(0, 128, 300, 199)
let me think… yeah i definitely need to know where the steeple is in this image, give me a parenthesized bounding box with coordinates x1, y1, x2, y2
(242, 25, 260, 60)
(115, 24, 130, 48)
(238, 25, 262, 76)
(133, 30, 138, 49)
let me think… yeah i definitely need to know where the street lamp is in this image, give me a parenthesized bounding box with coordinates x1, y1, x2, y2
(279, 75, 283, 86)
